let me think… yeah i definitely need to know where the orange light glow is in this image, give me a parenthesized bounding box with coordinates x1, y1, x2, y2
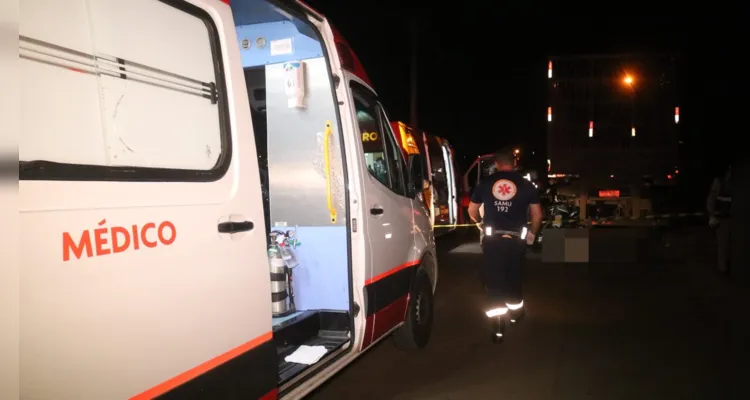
(396, 123, 420, 155)
(623, 75, 633, 85)
(599, 190, 620, 198)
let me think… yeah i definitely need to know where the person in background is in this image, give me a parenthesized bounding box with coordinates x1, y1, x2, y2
(707, 164, 732, 276)
(468, 148, 543, 337)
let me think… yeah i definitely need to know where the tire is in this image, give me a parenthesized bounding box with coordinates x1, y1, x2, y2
(393, 271, 434, 351)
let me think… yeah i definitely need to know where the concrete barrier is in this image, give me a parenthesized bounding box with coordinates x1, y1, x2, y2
(542, 228, 589, 263)
(542, 226, 653, 264)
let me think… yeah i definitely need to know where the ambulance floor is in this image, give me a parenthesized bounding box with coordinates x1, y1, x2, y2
(272, 311, 304, 328)
(273, 310, 351, 385)
(278, 334, 349, 384)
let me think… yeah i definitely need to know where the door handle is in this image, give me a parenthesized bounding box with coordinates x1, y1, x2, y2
(370, 207, 384, 216)
(218, 221, 254, 233)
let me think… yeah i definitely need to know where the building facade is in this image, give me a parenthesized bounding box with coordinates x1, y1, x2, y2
(546, 53, 681, 190)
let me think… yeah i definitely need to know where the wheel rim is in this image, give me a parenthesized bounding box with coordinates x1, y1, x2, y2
(414, 286, 430, 325)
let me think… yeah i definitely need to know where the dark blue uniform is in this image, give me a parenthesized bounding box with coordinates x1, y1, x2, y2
(471, 171, 539, 305)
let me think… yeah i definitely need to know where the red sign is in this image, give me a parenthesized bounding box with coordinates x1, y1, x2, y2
(598, 190, 620, 198)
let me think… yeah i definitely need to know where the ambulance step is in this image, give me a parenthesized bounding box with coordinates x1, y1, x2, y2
(273, 310, 351, 385)
(278, 335, 349, 384)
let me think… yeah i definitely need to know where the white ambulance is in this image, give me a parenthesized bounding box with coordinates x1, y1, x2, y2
(18, 0, 437, 398)
(391, 121, 460, 236)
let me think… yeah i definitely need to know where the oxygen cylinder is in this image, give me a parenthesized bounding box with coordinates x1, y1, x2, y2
(269, 250, 292, 317)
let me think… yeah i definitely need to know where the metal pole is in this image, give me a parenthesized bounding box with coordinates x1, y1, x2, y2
(409, 16, 418, 127)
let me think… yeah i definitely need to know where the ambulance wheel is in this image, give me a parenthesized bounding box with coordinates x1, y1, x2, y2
(491, 319, 506, 343)
(393, 272, 434, 351)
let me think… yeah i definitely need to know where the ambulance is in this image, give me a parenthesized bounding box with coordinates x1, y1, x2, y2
(18, 0, 437, 398)
(390, 121, 459, 235)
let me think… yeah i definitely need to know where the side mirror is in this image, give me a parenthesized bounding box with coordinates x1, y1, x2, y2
(406, 153, 425, 198)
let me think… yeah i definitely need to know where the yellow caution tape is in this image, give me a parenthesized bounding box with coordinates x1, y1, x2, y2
(433, 211, 706, 229)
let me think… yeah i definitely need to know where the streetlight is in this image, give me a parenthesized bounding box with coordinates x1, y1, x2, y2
(623, 74, 636, 138)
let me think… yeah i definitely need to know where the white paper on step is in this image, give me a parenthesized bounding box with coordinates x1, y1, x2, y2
(284, 345, 328, 365)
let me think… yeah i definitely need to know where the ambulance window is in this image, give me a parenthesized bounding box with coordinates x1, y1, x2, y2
(19, 0, 229, 181)
(377, 108, 406, 196)
(427, 137, 447, 196)
(351, 83, 405, 196)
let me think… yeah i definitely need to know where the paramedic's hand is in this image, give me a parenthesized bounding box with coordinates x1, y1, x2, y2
(709, 216, 719, 228)
(526, 232, 536, 245)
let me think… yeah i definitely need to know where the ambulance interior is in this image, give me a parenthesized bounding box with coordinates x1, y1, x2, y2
(426, 136, 458, 227)
(232, 1, 352, 385)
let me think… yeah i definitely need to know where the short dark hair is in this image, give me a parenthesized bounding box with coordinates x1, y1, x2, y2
(494, 147, 515, 166)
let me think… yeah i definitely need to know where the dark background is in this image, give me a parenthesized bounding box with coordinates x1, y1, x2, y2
(303, 3, 744, 206)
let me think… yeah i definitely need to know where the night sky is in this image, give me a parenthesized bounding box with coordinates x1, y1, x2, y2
(304, 3, 744, 184)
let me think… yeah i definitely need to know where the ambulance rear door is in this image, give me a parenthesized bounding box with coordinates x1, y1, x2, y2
(19, 0, 275, 398)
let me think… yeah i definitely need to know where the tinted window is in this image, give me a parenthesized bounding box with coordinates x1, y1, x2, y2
(351, 82, 406, 196)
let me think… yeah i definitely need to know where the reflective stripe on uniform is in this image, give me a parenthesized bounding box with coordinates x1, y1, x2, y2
(489, 229, 523, 238)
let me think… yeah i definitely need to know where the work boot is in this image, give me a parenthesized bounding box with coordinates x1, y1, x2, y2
(506, 300, 525, 325)
(491, 317, 506, 343)
(485, 306, 508, 343)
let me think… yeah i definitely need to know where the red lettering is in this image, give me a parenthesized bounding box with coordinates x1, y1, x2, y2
(63, 230, 93, 261)
(141, 223, 157, 248)
(131, 224, 140, 250)
(158, 221, 176, 245)
(94, 219, 111, 256)
(63, 220, 176, 261)
(111, 226, 131, 253)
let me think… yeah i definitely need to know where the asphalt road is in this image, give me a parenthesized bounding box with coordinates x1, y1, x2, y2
(308, 228, 750, 400)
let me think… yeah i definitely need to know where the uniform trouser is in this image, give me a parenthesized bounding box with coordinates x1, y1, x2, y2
(716, 218, 731, 273)
(481, 234, 525, 306)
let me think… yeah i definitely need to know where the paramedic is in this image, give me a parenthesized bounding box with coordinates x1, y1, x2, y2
(707, 164, 732, 276)
(468, 148, 543, 322)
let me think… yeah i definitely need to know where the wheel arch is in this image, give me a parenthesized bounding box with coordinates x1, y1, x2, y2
(414, 251, 437, 295)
